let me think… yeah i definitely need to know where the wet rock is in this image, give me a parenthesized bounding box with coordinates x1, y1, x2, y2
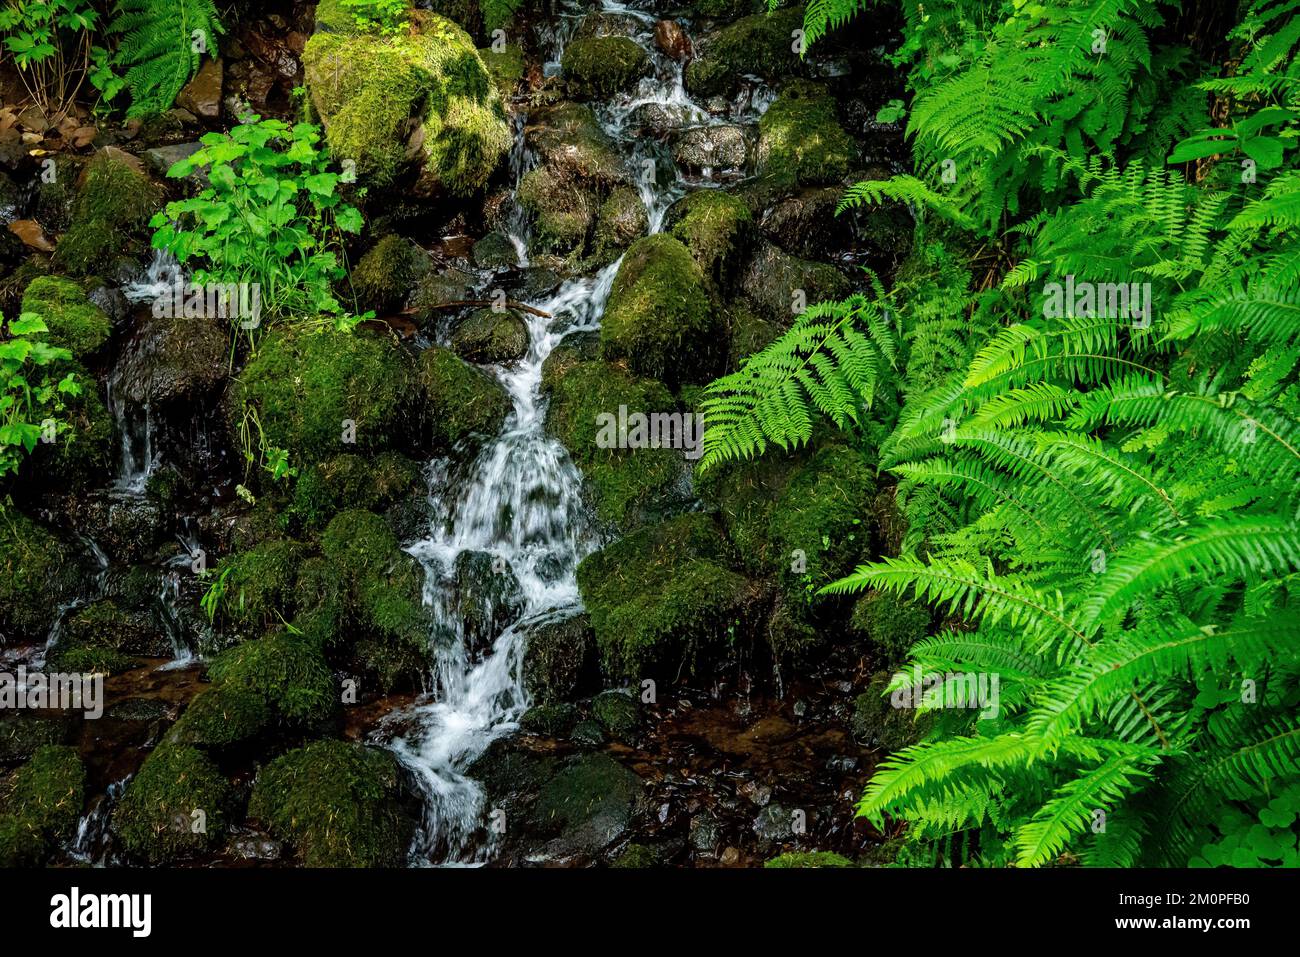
(142, 142, 203, 180)
(0, 713, 80, 765)
(177, 58, 224, 120)
(737, 238, 853, 324)
(629, 101, 697, 136)
(575, 12, 644, 39)
(452, 551, 525, 653)
(0, 512, 82, 646)
(409, 265, 476, 332)
(520, 702, 578, 736)
(562, 36, 651, 98)
(521, 610, 598, 706)
(116, 312, 228, 407)
(590, 186, 649, 265)
(472, 231, 519, 270)
(672, 124, 747, 172)
(757, 81, 856, 187)
(71, 494, 167, 566)
(592, 688, 640, 743)
(753, 802, 796, 846)
(303, 12, 510, 195)
(227, 832, 283, 862)
(759, 185, 852, 260)
(351, 234, 430, 313)
(61, 598, 172, 659)
(851, 672, 928, 751)
(684, 9, 805, 99)
(600, 233, 725, 387)
(690, 813, 723, 853)
(664, 189, 755, 291)
(654, 20, 692, 62)
(418, 345, 512, 452)
(527, 753, 644, 863)
(571, 719, 605, 747)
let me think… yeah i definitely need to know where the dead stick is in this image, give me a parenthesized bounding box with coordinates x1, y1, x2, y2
(403, 299, 553, 319)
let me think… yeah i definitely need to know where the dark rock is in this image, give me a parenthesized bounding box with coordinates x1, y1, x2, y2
(451, 551, 525, 654)
(521, 610, 598, 705)
(654, 20, 692, 62)
(672, 124, 747, 172)
(592, 688, 640, 743)
(450, 307, 529, 364)
(177, 58, 224, 120)
(115, 313, 228, 407)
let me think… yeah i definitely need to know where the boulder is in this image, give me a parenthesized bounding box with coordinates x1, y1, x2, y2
(520, 609, 598, 705)
(562, 36, 651, 98)
(738, 238, 853, 324)
(672, 124, 747, 173)
(757, 80, 856, 186)
(418, 345, 512, 451)
(684, 9, 805, 99)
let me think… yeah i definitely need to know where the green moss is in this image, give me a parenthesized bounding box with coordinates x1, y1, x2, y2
(20, 276, 110, 356)
(518, 165, 597, 258)
(472, 231, 518, 269)
(479, 43, 525, 97)
(576, 513, 758, 679)
(73, 150, 162, 229)
(167, 682, 271, 750)
(612, 842, 657, 867)
(313, 0, 364, 34)
(590, 186, 649, 265)
(113, 743, 233, 864)
(764, 850, 856, 868)
(726, 303, 780, 368)
(45, 645, 136, 675)
(350, 234, 430, 312)
(303, 15, 510, 195)
(248, 739, 413, 867)
(207, 632, 338, 726)
(520, 702, 578, 736)
(0, 745, 85, 866)
(850, 591, 931, 666)
(542, 359, 687, 531)
(534, 752, 641, 835)
(600, 234, 724, 387)
(0, 510, 79, 643)
(289, 452, 421, 531)
(666, 189, 754, 289)
(417, 345, 511, 451)
(757, 80, 856, 186)
(53, 220, 117, 276)
(592, 689, 639, 742)
(562, 36, 651, 97)
(234, 327, 418, 462)
(684, 9, 805, 98)
(450, 307, 528, 364)
(212, 539, 306, 630)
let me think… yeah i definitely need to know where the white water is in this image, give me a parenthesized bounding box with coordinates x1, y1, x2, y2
(383, 1, 751, 864)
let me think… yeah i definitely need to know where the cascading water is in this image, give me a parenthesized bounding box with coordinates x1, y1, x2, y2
(383, 0, 735, 864)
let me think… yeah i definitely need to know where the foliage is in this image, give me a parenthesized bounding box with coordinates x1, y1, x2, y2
(110, 0, 223, 117)
(340, 0, 410, 35)
(150, 118, 365, 338)
(0, 311, 80, 480)
(710, 0, 1300, 865)
(0, 0, 119, 120)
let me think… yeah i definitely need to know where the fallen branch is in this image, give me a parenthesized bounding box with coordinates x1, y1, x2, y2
(402, 299, 552, 319)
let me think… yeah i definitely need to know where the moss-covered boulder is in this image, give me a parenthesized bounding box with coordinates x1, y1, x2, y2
(665, 189, 755, 292)
(232, 327, 419, 463)
(592, 688, 640, 743)
(0, 511, 81, 645)
(450, 307, 529, 364)
(248, 739, 415, 867)
(757, 80, 856, 186)
(850, 591, 931, 667)
(205, 632, 338, 726)
(350, 234, 430, 313)
(113, 742, 233, 864)
(562, 36, 651, 97)
(471, 230, 519, 270)
(600, 234, 725, 387)
(289, 451, 422, 532)
(576, 513, 760, 679)
(209, 539, 306, 633)
(765, 850, 856, 868)
(0, 745, 85, 866)
(418, 345, 511, 450)
(46, 598, 169, 674)
(166, 682, 271, 751)
(851, 672, 930, 751)
(521, 610, 598, 705)
(542, 357, 692, 531)
(479, 43, 525, 98)
(303, 12, 511, 195)
(684, 9, 805, 99)
(738, 238, 854, 324)
(591, 186, 650, 264)
(529, 752, 643, 860)
(20, 276, 110, 356)
(53, 149, 163, 277)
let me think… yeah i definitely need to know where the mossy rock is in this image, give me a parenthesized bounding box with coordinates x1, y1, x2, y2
(765, 850, 856, 868)
(695, 0, 766, 17)
(531, 752, 642, 856)
(248, 739, 414, 867)
(206, 632, 339, 726)
(521, 611, 598, 706)
(289, 452, 422, 531)
(600, 233, 725, 387)
(612, 842, 658, 868)
(471, 230, 519, 270)
(0, 510, 81, 644)
(757, 80, 856, 186)
(576, 513, 760, 679)
(409, 266, 475, 329)
(417, 345, 511, 451)
(113, 743, 233, 864)
(526, 102, 627, 185)
(450, 307, 528, 364)
(738, 238, 853, 324)
(53, 220, 120, 277)
(518, 164, 597, 259)
(350, 234, 430, 313)
(726, 302, 781, 368)
(542, 358, 691, 531)
(0, 745, 85, 866)
(520, 702, 579, 736)
(20, 275, 110, 357)
(562, 36, 651, 97)
(232, 327, 419, 463)
(590, 186, 649, 265)
(592, 689, 640, 743)
(166, 682, 272, 751)
(210, 539, 307, 631)
(684, 9, 805, 98)
(0, 713, 79, 765)
(850, 591, 931, 667)
(303, 13, 511, 195)
(665, 189, 755, 291)
(73, 149, 162, 228)
(851, 672, 930, 751)
(51, 598, 170, 665)
(479, 43, 525, 97)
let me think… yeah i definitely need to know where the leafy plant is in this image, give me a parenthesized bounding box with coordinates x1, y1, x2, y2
(110, 0, 223, 118)
(340, 0, 410, 35)
(0, 0, 117, 121)
(149, 118, 365, 341)
(0, 311, 81, 479)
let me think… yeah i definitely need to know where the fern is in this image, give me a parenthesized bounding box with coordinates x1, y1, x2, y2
(111, 0, 224, 118)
